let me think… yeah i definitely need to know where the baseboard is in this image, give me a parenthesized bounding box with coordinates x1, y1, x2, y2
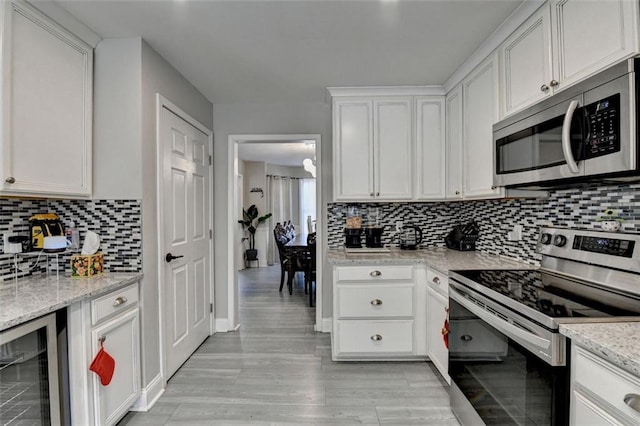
(130, 373, 164, 412)
(316, 317, 332, 333)
(215, 317, 229, 332)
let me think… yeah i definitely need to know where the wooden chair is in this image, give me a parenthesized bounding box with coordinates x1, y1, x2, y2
(274, 224, 305, 295)
(274, 224, 290, 292)
(304, 232, 317, 307)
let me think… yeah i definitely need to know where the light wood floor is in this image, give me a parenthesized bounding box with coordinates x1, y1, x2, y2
(119, 265, 460, 425)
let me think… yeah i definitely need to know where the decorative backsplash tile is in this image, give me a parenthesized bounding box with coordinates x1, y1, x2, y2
(0, 199, 142, 281)
(327, 183, 640, 265)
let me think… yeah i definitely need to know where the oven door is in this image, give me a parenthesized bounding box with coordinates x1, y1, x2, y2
(493, 94, 586, 187)
(448, 287, 569, 426)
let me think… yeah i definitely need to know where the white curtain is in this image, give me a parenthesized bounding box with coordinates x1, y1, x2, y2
(300, 178, 316, 233)
(266, 175, 300, 265)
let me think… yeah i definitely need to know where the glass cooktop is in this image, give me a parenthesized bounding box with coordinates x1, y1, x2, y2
(452, 269, 640, 320)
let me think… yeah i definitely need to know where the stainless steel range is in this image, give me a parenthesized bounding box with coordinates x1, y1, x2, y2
(448, 226, 640, 426)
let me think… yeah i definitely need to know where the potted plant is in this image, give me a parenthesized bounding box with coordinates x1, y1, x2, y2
(238, 204, 272, 261)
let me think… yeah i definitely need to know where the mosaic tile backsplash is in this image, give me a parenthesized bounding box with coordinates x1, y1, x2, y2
(0, 199, 142, 281)
(328, 183, 640, 265)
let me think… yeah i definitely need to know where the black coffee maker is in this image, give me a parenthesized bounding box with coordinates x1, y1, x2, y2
(344, 206, 363, 248)
(363, 207, 384, 248)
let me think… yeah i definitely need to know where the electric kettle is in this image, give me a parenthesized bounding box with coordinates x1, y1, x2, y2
(399, 225, 422, 250)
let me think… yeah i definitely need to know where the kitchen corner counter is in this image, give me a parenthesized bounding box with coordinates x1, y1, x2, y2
(560, 322, 640, 377)
(327, 247, 536, 274)
(0, 272, 143, 332)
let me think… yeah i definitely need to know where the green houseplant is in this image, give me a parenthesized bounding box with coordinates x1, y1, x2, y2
(238, 204, 272, 261)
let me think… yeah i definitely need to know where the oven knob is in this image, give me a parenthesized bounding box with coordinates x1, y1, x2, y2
(540, 233, 552, 245)
(553, 235, 567, 247)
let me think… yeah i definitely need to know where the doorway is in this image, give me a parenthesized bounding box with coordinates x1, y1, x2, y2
(228, 134, 323, 331)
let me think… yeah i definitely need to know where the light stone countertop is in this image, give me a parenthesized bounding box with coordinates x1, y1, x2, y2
(0, 272, 143, 332)
(560, 322, 640, 377)
(327, 246, 537, 274)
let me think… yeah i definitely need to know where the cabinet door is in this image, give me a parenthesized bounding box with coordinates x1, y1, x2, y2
(91, 308, 140, 426)
(463, 54, 504, 199)
(415, 97, 445, 200)
(551, 0, 639, 92)
(501, 5, 553, 117)
(445, 86, 463, 199)
(1, 1, 93, 197)
(373, 98, 413, 200)
(333, 99, 374, 201)
(426, 286, 449, 384)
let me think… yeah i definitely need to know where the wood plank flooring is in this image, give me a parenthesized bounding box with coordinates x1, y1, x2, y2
(119, 266, 460, 425)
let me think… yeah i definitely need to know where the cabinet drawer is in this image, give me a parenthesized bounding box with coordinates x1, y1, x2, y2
(337, 285, 413, 319)
(336, 265, 413, 282)
(335, 320, 414, 354)
(426, 268, 448, 296)
(91, 284, 139, 325)
(573, 346, 640, 423)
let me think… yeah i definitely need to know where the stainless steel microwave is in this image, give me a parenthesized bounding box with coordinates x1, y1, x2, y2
(493, 57, 639, 188)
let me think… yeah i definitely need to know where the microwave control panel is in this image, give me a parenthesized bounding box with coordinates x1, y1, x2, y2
(584, 93, 620, 159)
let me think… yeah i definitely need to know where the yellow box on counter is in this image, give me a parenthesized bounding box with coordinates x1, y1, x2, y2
(70, 252, 104, 277)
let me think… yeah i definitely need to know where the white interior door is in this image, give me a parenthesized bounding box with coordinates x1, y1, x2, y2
(161, 107, 211, 378)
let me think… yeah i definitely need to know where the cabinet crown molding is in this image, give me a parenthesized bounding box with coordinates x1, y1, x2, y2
(327, 86, 445, 101)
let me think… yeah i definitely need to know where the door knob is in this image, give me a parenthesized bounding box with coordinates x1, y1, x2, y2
(165, 253, 184, 263)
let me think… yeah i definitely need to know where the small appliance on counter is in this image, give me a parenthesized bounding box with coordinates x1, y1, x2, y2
(398, 225, 422, 250)
(445, 220, 479, 251)
(363, 207, 384, 248)
(344, 206, 363, 248)
(29, 213, 65, 251)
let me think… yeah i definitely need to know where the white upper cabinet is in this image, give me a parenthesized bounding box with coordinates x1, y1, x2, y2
(0, 0, 93, 197)
(373, 98, 413, 201)
(333, 98, 374, 201)
(501, 0, 639, 117)
(551, 0, 638, 93)
(415, 97, 445, 200)
(463, 54, 504, 199)
(500, 5, 553, 117)
(445, 86, 463, 199)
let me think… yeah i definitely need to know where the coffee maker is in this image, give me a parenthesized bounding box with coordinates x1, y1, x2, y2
(344, 206, 363, 248)
(364, 207, 384, 248)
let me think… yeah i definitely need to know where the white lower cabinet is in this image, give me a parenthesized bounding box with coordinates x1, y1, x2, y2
(425, 268, 449, 383)
(68, 282, 141, 426)
(332, 264, 426, 360)
(571, 345, 640, 425)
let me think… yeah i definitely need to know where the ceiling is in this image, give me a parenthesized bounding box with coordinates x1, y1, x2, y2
(55, 0, 524, 104)
(238, 141, 315, 167)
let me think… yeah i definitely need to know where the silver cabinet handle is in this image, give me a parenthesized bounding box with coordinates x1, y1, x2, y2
(624, 394, 640, 413)
(455, 190, 460, 195)
(370, 334, 383, 341)
(491, 185, 497, 190)
(540, 84, 549, 92)
(113, 296, 128, 307)
(432, 276, 441, 285)
(370, 299, 383, 306)
(370, 270, 382, 277)
(550, 79, 559, 87)
(5, 177, 15, 184)
(376, 192, 380, 196)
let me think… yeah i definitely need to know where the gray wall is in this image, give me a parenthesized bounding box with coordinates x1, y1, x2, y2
(94, 37, 213, 390)
(212, 102, 332, 324)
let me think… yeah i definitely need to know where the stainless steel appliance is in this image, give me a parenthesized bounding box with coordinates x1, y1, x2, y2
(493, 57, 640, 188)
(448, 227, 640, 426)
(0, 314, 62, 425)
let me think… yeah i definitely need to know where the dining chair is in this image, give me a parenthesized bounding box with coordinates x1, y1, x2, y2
(305, 232, 317, 307)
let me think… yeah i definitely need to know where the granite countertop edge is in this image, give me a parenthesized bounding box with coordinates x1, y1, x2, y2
(559, 322, 640, 377)
(0, 272, 143, 332)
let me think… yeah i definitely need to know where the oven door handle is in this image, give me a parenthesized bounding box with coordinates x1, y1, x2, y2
(450, 286, 551, 351)
(562, 99, 581, 174)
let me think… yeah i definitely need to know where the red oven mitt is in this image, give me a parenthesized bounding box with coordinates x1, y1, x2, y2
(442, 308, 450, 349)
(89, 340, 116, 386)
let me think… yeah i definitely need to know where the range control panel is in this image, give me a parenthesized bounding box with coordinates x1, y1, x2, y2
(537, 227, 640, 274)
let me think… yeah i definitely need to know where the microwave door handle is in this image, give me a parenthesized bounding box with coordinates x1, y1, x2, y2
(450, 285, 551, 351)
(562, 100, 581, 173)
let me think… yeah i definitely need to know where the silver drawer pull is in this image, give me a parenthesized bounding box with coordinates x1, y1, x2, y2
(370, 299, 383, 306)
(370, 334, 383, 341)
(432, 276, 441, 285)
(624, 394, 640, 413)
(113, 296, 128, 307)
(370, 270, 382, 277)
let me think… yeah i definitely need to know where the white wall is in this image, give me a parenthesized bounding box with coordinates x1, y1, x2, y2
(243, 161, 268, 266)
(94, 37, 213, 394)
(266, 164, 313, 179)
(212, 102, 332, 325)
